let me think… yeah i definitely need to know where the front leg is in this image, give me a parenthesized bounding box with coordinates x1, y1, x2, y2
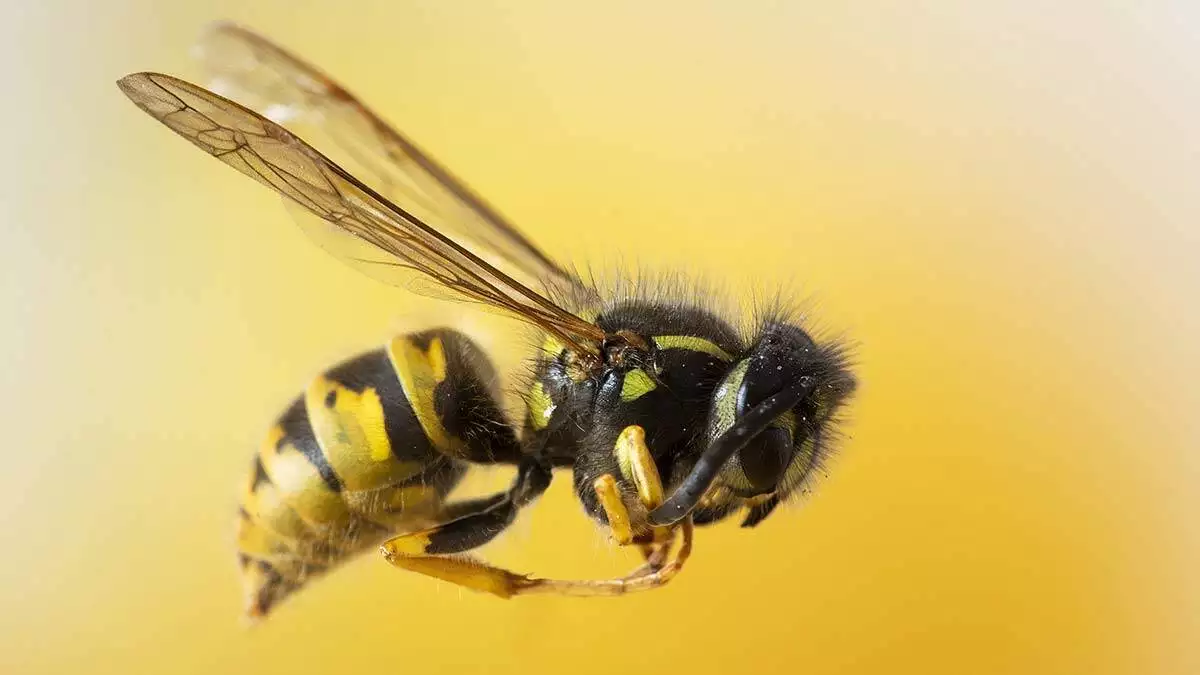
(594, 425, 673, 550)
(593, 425, 683, 582)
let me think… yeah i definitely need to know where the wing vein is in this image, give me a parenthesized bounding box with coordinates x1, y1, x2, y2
(117, 71, 605, 357)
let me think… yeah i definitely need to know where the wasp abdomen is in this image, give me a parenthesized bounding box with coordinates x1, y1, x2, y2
(236, 329, 518, 618)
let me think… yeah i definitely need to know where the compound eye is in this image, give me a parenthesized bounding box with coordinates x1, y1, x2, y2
(722, 426, 793, 495)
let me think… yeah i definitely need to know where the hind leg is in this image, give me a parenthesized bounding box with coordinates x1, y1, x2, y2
(379, 458, 552, 597)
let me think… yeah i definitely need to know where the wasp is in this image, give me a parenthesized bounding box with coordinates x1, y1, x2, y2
(117, 23, 856, 620)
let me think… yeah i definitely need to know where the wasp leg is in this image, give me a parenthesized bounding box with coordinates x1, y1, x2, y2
(604, 425, 675, 578)
(382, 426, 694, 599)
(593, 474, 635, 545)
(614, 425, 665, 511)
(379, 459, 552, 598)
(510, 426, 692, 597)
(528, 424, 691, 592)
(383, 518, 693, 599)
(512, 519, 694, 597)
(595, 425, 673, 546)
(593, 476, 670, 577)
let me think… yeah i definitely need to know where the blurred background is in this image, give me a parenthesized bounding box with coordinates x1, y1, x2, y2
(2, 2, 1198, 674)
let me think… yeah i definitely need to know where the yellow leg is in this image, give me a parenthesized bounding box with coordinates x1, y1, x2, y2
(381, 544, 534, 599)
(587, 424, 691, 585)
(593, 474, 634, 545)
(381, 519, 693, 598)
(380, 426, 694, 598)
(616, 426, 664, 506)
(517, 520, 693, 596)
(603, 424, 673, 547)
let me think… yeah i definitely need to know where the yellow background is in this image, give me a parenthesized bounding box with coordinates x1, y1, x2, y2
(3, 2, 1198, 673)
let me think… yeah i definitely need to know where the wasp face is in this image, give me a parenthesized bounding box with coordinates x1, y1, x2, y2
(705, 323, 856, 506)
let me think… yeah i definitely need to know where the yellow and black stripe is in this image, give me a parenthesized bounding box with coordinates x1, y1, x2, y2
(236, 329, 519, 619)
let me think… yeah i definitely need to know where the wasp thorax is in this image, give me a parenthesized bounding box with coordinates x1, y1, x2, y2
(547, 303, 743, 525)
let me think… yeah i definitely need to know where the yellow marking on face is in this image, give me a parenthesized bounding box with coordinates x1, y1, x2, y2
(711, 360, 798, 442)
(620, 368, 657, 402)
(386, 336, 465, 456)
(527, 380, 555, 430)
(306, 376, 422, 493)
(710, 359, 750, 439)
(652, 335, 733, 362)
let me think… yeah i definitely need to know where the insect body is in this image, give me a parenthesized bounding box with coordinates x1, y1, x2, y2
(118, 22, 856, 620)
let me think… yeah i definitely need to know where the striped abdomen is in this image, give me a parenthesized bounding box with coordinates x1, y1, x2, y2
(236, 329, 519, 618)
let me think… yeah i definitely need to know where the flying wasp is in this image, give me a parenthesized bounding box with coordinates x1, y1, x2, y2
(117, 23, 857, 620)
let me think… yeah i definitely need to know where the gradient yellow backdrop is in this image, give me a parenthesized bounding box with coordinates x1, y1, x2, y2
(3, 2, 1198, 674)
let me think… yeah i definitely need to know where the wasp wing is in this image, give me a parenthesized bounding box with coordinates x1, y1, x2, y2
(192, 21, 589, 302)
(117, 72, 605, 354)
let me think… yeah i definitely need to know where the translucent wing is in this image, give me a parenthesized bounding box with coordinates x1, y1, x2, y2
(117, 72, 606, 356)
(192, 21, 589, 301)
